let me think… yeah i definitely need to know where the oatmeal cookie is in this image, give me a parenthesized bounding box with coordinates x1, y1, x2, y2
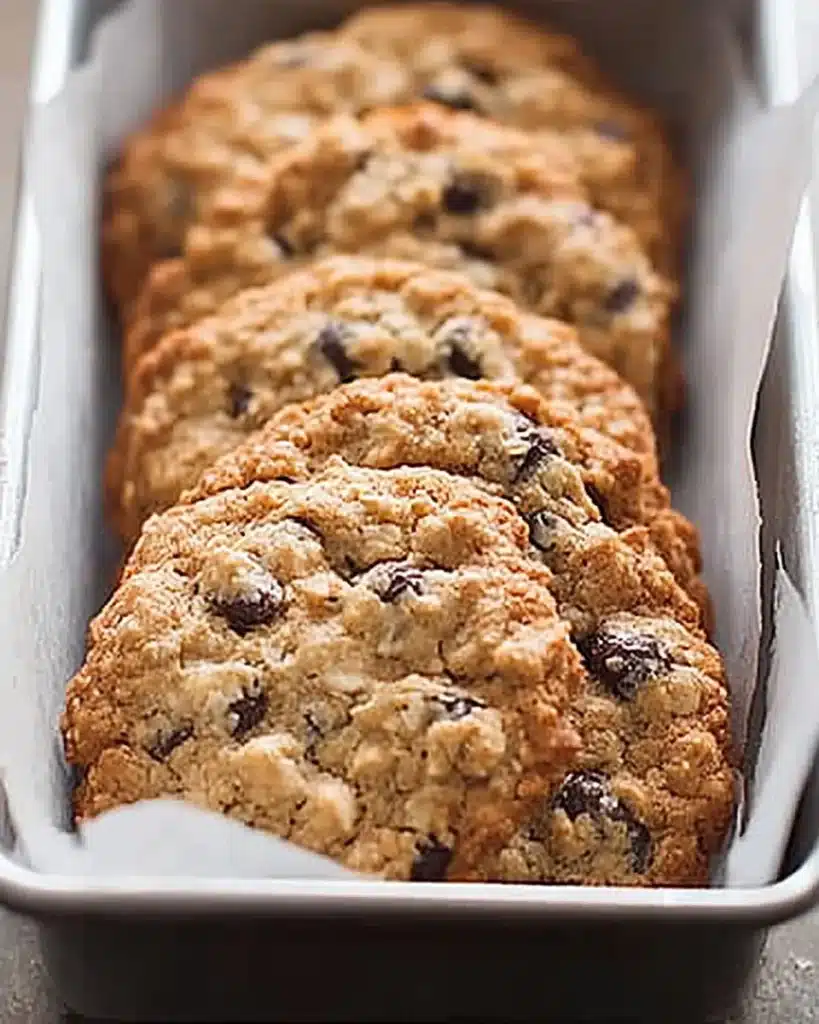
(181, 374, 708, 629)
(64, 462, 588, 879)
(123, 106, 677, 419)
(103, 4, 683, 312)
(108, 257, 657, 544)
(65, 464, 732, 886)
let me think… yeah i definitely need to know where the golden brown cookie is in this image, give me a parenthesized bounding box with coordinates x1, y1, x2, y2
(123, 106, 677, 421)
(64, 462, 588, 878)
(180, 374, 708, 628)
(65, 462, 732, 886)
(107, 257, 657, 544)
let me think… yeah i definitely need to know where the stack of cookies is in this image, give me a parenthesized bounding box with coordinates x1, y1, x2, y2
(61, 4, 735, 887)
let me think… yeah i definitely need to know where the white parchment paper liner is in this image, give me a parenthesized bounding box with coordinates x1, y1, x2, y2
(3, 0, 818, 887)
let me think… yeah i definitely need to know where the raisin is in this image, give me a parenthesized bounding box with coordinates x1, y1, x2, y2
(315, 322, 357, 383)
(228, 685, 267, 739)
(148, 723, 193, 762)
(605, 278, 640, 314)
(575, 626, 669, 700)
(511, 422, 560, 482)
(442, 173, 488, 215)
(422, 83, 480, 112)
(228, 383, 252, 419)
(361, 561, 424, 603)
(438, 693, 484, 720)
(211, 578, 285, 636)
(410, 836, 452, 881)
(553, 770, 651, 872)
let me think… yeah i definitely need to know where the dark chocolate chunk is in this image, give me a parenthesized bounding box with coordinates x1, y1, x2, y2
(410, 835, 453, 881)
(511, 422, 560, 482)
(437, 693, 484, 720)
(439, 321, 483, 380)
(315, 321, 357, 383)
(211, 577, 285, 636)
(362, 561, 425, 603)
(228, 383, 252, 419)
(605, 278, 640, 314)
(442, 172, 488, 215)
(553, 769, 651, 872)
(228, 685, 268, 739)
(575, 626, 669, 700)
(422, 83, 480, 112)
(148, 723, 194, 762)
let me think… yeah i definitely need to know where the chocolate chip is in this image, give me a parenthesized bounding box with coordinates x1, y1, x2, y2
(526, 509, 562, 553)
(605, 278, 640, 314)
(442, 173, 488, 215)
(361, 561, 424, 603)
(438, 321, 483, 380)
(148, 723, 194, 762)
(410, 836, 452, 881)
(585, 483, 612, 527)
(463, 59, 498, 84)
(270, 232, 295, 258)
(575, 626, 670, 700)
(437, 694, 484, 720)
(228, 684, 268, 739)
(228, 383, 252, 419)
(595, 119, 630, 142)
(315, 321, 357, 383)
(211, 578, 285, 636)
(511, 423, 560, 483)
(422, 84, 480, 112)
(553, 770, 651, 872)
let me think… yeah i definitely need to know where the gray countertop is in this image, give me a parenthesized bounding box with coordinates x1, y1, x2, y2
(3, 3, 819, 1022)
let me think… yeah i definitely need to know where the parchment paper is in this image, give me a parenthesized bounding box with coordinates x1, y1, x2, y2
(4, 0, 819, 888)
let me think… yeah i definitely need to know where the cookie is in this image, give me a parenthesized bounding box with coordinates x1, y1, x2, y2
(341, 3, 686, 270)
(63, 462, 588, 879)
(101, 32, 412, 312)
(103, 4, 683, 313)
(107, 257, 657, 544)
(483, 612, 734, 886)
(123, 106, 677, 419)
(180, 374, 708, 629)
(64, 462, 732, 886)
